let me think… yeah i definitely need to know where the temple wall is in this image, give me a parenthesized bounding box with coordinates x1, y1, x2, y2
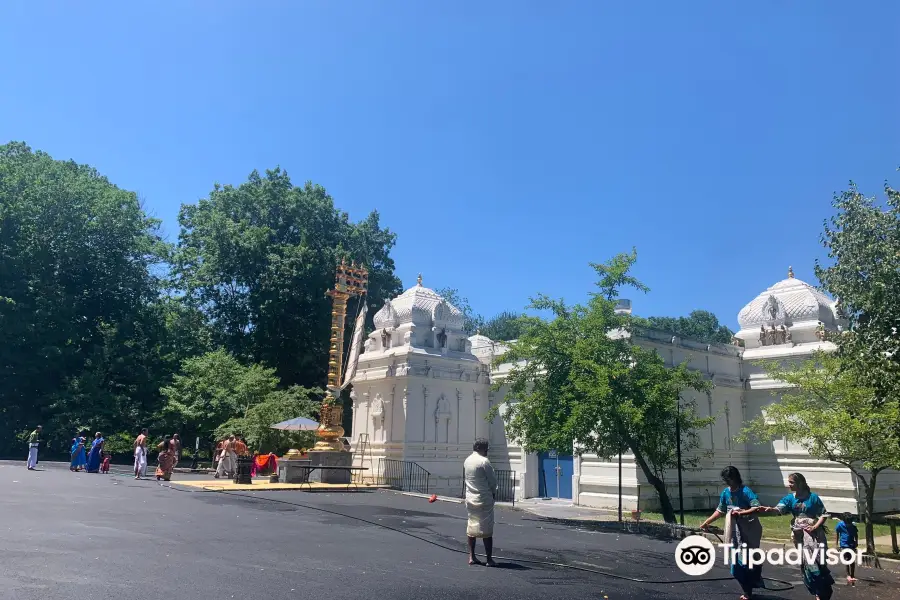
(573, 336, 900, 515)
(348, 281, 900, 513)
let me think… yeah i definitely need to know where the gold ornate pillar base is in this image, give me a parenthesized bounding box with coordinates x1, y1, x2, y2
(313, 401, 347, 452)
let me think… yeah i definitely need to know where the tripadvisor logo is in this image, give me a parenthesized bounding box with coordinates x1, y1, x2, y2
(675, 535, 863, 576)
(675, 536, 716, 576)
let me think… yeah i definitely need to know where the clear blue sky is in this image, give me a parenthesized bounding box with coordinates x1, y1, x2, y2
(2, 2, 898, 330)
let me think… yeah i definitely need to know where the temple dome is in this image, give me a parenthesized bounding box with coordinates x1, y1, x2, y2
(737, 267, 840, 330)
(373, 275, 465, 332)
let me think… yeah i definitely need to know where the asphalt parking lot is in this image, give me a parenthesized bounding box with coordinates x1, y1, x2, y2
(2, 461, 897, 600)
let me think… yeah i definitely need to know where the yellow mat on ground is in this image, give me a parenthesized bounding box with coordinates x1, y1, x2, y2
(172, 478, 387, 492)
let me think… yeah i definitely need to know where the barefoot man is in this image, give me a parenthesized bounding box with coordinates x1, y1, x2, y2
(134, 428, 148, 479)
(464, 438, 498, 566)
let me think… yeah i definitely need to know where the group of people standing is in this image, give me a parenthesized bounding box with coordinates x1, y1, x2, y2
(24, 426, 109, 474)
(69, 432, 107, 473)
(133, 429, 182, 481)
(700, 466, 859, 600)
(212, 434, 247, 479)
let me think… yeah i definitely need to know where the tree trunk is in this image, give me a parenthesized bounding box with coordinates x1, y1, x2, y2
(862, 471, 879, 556)
(631, 446, 677, 523)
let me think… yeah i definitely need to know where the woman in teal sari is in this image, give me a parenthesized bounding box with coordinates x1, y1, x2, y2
(70, 434, 88, 471)
(700, 466, 764, 600)
(763, 473, 834, 600)
(86, 432, 104, 473)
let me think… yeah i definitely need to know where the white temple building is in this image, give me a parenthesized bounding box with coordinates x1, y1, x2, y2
(349, 271, 900, 515)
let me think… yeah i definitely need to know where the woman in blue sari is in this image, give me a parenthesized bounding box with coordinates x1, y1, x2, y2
(700, 466, 764, 600)
(763, 472, 834, 600)
(70, 434, 88, 471)
(86, 432, 104, 473)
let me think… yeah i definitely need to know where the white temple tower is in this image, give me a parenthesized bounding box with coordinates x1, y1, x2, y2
(348, 275, 495, 493)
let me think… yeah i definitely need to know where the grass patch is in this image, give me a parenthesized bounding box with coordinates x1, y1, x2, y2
(635, 510, 896, 552)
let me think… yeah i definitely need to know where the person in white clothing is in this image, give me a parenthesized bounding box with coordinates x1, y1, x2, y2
(463, 438, 498, 566)
(214, 435, 237, 479)
(134, 428, 148, 479)
(26, 426, 42, 470)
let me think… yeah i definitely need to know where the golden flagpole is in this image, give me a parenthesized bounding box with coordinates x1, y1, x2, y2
(314, 259, 368, 451)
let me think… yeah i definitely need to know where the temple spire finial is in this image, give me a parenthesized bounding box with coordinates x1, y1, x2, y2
(417, 273, 423, 286)
(788, 265, 794, 278)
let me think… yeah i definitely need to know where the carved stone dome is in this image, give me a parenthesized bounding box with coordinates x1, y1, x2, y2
(373, 275, 465, 332)
(737, 268, 840, 330)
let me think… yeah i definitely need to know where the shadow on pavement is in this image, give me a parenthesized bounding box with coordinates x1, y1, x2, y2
(489, 562, 531, 570)
(520, 515, 685, 543)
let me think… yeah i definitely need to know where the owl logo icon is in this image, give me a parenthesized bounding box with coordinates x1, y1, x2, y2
(675, 535, 716, 576)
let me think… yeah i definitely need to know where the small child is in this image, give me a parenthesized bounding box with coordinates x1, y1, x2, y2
(834, 512, 859, 585)
(101, 453, 111, 474)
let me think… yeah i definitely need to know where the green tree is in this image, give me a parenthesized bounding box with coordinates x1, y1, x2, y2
(172, 168, 402, 390)
(739, 352, 900, 555)
(481, 310, 526, 342)
(815, 179, 900, 444)
(435, 287, 485, 334)
(216, 386, 321, 454)
(491, 251, 713, 522)
(161, 350, 283, 444)
(633, 310, 735, 344)
(0, 142, 170, 455)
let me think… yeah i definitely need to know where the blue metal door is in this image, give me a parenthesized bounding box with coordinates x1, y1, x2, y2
(538, 451, 573, 499)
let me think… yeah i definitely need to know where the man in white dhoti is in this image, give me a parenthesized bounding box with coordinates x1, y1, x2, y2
(134, 428, 148, 480)
(214, 435, 236, 479)
(464, 438, 498, 566)
(26, 426, 42, 470)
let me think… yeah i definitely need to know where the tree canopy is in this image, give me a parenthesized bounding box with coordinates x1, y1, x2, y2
(634, 310, 735, 344)
(0, 142, 172, 455)
(481, 310, 527, 342)
(491, 251, 713, 522)
(0, 144, 402, 458)
(173, 168, 402, 390)
(815, 179, 900, 436)
(739, 352, 900, 554)
(435, 287, 484, 334)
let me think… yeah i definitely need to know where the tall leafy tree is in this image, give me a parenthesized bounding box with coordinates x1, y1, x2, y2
(491, 251, 713, 522)
(815, 179, 900, 445)
(215, 385, 320, 454)
(481, 310, 526, 341)
(435, 287, 485, 334)
(633, 310, 735, 344)
(739, 352, 900, 555)
(161, 350, 287, 445)
(0, 142, 170, 454)
(172, 168, 402, 390)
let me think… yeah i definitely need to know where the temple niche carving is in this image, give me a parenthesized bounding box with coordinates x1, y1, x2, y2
(371, 394, 385, 423)
(434, 394, 452, 443)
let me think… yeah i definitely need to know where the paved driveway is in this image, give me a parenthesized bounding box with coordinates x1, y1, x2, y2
(1, 462, 897, 600)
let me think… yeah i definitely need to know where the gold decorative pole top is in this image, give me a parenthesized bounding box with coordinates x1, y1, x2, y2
(316, 259, 369, 451)
(788, 266, 794, 278)
(417, 273, 423, 286)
